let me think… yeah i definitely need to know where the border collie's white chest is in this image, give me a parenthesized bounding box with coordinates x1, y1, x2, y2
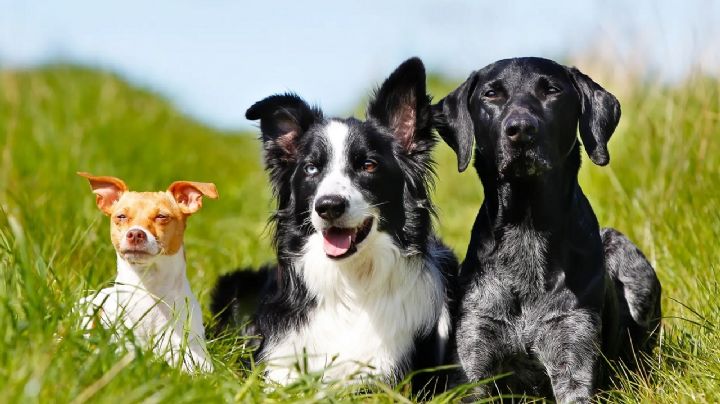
(263, 233, 445, 384)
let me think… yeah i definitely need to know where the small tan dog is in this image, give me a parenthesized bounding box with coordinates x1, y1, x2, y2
(76, 172, 217, 373)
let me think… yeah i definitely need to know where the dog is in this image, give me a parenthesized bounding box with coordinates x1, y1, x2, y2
(211, 58, 457, 390)
(433, 57, 662, 402)
(76, 172, 217, 373)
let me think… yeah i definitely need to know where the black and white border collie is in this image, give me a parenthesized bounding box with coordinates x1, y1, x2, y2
(213, 58, 457, 387)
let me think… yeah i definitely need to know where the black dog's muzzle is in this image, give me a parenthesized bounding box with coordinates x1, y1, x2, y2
(503, 111, 540, 145)
(498, 111, 553, 178)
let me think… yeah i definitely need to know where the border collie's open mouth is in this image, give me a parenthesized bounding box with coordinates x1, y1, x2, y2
(321, 217, 374, 259)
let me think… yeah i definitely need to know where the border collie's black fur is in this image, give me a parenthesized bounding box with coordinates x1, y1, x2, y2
(213, 58, 456, 390)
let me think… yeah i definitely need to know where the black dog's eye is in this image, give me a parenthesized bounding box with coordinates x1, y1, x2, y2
(362, 159, 378, 173)
(304, 163, 319, 176)
(483, 90, 498, 98)
(546, 85, 561, 94)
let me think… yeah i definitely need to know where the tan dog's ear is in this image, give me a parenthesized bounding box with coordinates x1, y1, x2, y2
(77, 172, 128, 215)
(167, 181, 219, 215)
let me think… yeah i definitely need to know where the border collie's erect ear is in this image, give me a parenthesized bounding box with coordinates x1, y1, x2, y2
(567, 67, 621, 166)
(367, 57, 433, 153)
(432, 72, 479, 172)
(246, 93, 322, 166)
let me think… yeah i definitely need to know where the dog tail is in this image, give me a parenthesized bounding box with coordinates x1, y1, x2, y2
(210, 264, 276, 335)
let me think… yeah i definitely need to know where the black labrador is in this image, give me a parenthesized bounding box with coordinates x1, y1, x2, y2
(433, 57, 661, 402)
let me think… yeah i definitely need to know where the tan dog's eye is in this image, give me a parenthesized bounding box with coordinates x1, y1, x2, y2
(155, 213, 171, 223)
(115, 214, 127, 221)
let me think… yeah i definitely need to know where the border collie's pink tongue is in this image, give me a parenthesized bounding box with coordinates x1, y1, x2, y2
(323, 227, 354, 257)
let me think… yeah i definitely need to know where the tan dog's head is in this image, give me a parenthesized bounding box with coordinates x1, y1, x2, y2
(78, 172, 218, 265)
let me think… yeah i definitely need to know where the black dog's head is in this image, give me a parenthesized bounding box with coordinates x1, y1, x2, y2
(434, 57, 620, 178)
(246, 58, 436, 261)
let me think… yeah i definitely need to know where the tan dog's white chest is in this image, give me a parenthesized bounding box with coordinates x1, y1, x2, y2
(77, 250, 212, 373)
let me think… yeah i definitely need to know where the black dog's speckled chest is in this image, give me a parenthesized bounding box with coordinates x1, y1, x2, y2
(455, 194, 607, 397)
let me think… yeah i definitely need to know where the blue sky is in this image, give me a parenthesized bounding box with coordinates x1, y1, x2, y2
(1, 0, 718, 129)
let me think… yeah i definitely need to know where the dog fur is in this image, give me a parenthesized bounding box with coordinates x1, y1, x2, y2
(212, 58, 456, 391)
(433, 57, 661, 402)
(76, 173, 217, 373)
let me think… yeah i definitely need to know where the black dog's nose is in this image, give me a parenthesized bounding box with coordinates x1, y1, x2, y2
(314, 195, 348, 220)
(504, 115, 539, 143)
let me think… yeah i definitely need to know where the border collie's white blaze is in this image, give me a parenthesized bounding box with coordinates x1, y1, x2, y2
(310, 121, 376, 259)
(213, 58, 458, 391)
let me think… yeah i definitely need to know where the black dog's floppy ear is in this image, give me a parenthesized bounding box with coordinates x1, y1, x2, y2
(367, 57, 433, 153)
(432, 72, 479, 172)
(567, 67, 621, 166)
(245, 93, 322, 164)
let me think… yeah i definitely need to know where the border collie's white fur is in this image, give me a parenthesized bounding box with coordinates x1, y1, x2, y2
(212, 58, 457, 391)
(264, 221, 448, 383)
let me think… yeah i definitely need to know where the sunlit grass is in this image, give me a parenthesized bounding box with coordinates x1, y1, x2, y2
(0, 65, 718, 402)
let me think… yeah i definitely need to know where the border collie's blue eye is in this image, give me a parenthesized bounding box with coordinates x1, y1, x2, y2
(304, 163, 319, 176)
(362, 159, 378, 173)
(484, 90, 497, 98)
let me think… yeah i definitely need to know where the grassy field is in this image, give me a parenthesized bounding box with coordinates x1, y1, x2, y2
(0, 64, 718, 403)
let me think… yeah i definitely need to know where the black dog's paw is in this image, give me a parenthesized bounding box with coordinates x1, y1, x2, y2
(602, 227, 662, 362)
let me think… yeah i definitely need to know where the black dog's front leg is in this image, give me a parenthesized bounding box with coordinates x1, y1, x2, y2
(455, 314, 512, 398)
(535, 310, 601, 403)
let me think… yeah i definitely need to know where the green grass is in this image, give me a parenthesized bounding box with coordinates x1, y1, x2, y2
(0, 64, 718, 403)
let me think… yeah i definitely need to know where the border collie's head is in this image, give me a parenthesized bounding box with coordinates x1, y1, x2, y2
(246, 58, 436, 264)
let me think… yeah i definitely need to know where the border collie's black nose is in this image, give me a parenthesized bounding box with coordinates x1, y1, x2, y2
(504, 114, 539, 143)
(315, 195, 348, 220)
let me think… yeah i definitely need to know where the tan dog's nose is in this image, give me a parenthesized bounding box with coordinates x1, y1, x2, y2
(126, 229, 147, 245)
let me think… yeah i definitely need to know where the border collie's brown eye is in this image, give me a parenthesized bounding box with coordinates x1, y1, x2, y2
(362, 159, 378, 173)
